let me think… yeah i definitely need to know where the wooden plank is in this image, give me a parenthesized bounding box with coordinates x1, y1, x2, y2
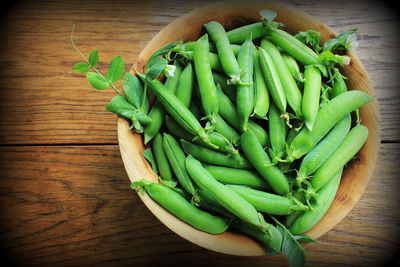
(0, 144, 398, 265)
(0, 0, 398, 144)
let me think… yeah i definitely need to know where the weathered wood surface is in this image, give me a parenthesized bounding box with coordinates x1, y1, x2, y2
(0, 0, 399, 266)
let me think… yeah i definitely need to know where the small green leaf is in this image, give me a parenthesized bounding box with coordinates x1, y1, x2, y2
(259, 9, 277, 22)
(294, 234, 318, 243)
(105, 95, 136, 118)
(146, 56, 167, 80)
(86, 72, 110, 90)
(123, 72, 143, 109)
(143, 147, 158, 174)
(106, 56, 125, 83)
(295, 30, 321, 52)
(88, 50, 99, 67)
(72, 62, 90, 73)
(323, 29, 358, 52)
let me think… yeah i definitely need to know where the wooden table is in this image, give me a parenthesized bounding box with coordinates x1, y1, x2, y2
(0, 0, 399, 266)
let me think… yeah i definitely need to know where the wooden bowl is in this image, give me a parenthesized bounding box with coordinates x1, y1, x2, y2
(117, 1, 380, 256)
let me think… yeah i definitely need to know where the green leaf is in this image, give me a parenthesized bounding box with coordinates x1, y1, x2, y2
(323, 29, 358, 52)
(318, 50, 350, 67)
(143, 147, 158, 174)
(294, 234, 318, 243)
(146, 56, 167, 80)
(106, 56, 125, 83)
(105, 95, 136, 119)
(72, 62, 90, 73)
(86, 72, 110, 90)
(259, 9, 277, 22)
(295, 30, 321, 52)
(123, 72, 143, 109)
(88, 50, 99, 67)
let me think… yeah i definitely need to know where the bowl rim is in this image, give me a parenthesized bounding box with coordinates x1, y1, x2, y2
(117, 0, 381, 256)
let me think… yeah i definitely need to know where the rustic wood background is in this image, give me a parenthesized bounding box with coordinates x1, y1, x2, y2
(0, 0, 399, 266)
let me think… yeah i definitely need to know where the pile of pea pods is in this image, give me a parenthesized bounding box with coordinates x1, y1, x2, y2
(127, 10, 372, 265)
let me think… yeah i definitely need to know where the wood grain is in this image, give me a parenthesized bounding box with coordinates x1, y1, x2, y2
(0, 0, 398, 145)
(0, 144, 398, 266)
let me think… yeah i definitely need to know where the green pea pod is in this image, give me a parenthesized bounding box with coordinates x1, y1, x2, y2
(281, 53, 304, 83)
(302, 65, 322, 130)
(137, 73, 215, 148)
(193, 34, 219, 124)
(287, 90, 372, 161)
(204, 21, 240, 84)
(132, 180, 229, 234)
(163, 133, 196, 195)
(152, 133, 174, 181)
(214, 114, 241, 146)
(203, 164, 271, 190)
(175, 63, 194, 108)
(258, 47, 287, 112)
(268, 103, 287, 163)
(284, 190, 305, 228)
(286, 127, 299, 147)
(212, 72, 236, 103)
(296, 114, 351, 185)
(216, 86, 269, 147)
(252, 46, 270, 119)
(290, 168, 343, 234)
(165, 116, 237, 155)
(240, 131, 290, 195)
(261, 38, 302, 116)
(226, 185, 308, 215)
(143, 61, 183, 144)
(266, 28, 320, 65)
(185, 155, 268, 230)
(236, 36, 254, 131)
(311, 124, 368, 191)
(181, 140, 252, 169)
(331, 68, 347, 98)
(227, 22, 266, 44)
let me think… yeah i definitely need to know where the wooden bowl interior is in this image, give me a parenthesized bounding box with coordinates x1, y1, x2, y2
(118, 1, 380, 256)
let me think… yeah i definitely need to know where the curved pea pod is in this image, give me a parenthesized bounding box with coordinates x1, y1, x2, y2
(286, 90, 372, 161)
(268, 103, 287, 163)
(226, 185, 308, 215)
(152, 133, 174, 182)
(132, 180, 230, 234)
(227, 22, 267, 44)
(143, 62, 183, 144)
(302, 65, 322, 130)
(281, 53, 304, 83)
(137, 73, 215, 148)
(236, 36, 254, 131)
(331, 68, 347, 98)
(193, 34, 219, 124)
(266, 28, 320, 65)
(252, 45, 270, 120)
(296, 115, 351, 186)
(214, 114, 241, 146)
(290, 168, 343, 234)
(175, 63, 194, 108)
(204, 21, 240, 84)
(261, 38, 302, 116)
(258, 47, 287, 112)
(163, 133, 196, 195)
(185, 155, 268, 230)
(181, 140, 252, 169)
(311, 124, 368, 191)
(240, 131, 290, 195)
(203, 164, 271, 190)
(216, 86, 269, 147)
